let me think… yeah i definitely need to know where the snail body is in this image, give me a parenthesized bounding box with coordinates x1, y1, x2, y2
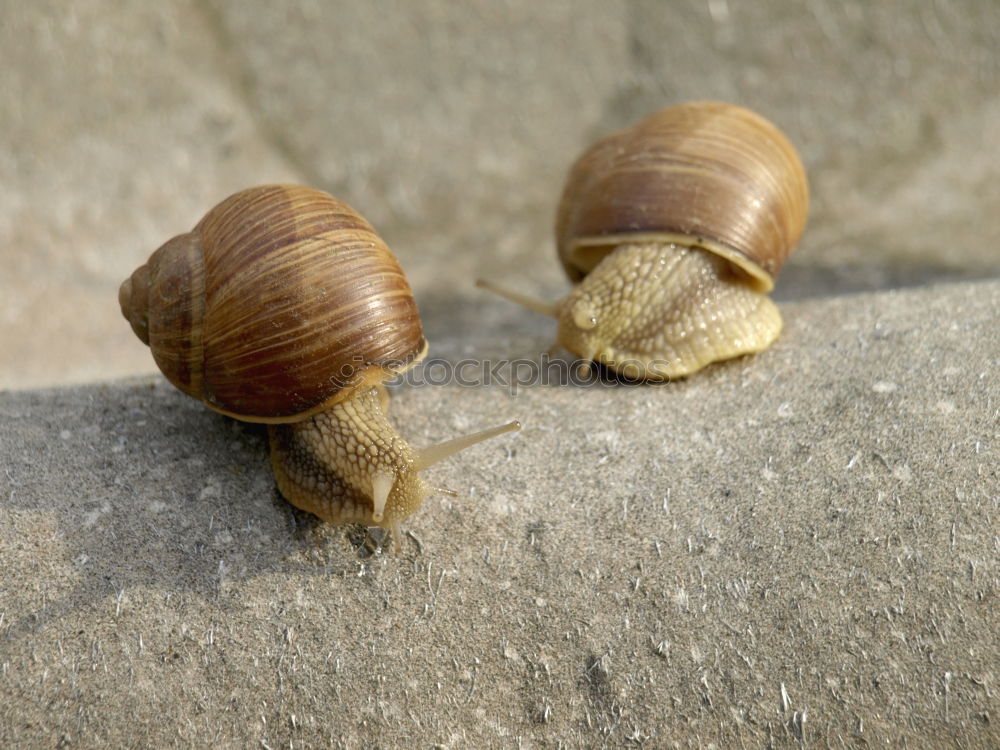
(121, 184, 518, 542)
(480, 101, 809, 379)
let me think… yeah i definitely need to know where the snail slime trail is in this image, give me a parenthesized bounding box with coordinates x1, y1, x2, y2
(120, 184, 519, 548)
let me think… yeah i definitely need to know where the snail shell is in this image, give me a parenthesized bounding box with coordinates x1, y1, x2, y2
(121, 185, 518, 543)
(479, 101, 809, 380)
(556, 100, 808, 291)
(119, 184, 426, 422)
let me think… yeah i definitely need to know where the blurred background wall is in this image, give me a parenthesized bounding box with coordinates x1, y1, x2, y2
(2, 0, 998, 389)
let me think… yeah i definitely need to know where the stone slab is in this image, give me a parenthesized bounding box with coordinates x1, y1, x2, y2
(1, 278, 997, 747)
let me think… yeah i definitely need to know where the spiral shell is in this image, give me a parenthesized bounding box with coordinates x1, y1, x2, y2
(119, 184, 426, 422)
(555, 101, 808, 291)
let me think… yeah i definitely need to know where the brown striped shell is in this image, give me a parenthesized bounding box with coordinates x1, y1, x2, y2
(556, 101, 809, 292)
(119, 184, 426, 422)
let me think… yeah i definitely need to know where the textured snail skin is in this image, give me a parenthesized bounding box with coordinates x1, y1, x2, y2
(120, 185, 516, 540)
(483, 101, 808, 380)
(268, 386, 429, 538)
(554, 243, 783, 380)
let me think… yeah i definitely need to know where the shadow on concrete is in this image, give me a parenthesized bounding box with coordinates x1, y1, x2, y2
(0, 384, 397, 643)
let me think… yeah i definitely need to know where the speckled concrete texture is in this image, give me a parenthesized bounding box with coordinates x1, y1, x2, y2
(1, 1, 999, 747)
(2, 281, 998, 747)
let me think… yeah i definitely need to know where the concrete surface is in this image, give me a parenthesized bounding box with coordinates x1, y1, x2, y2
(1, 1, 999, 747)
(2, 280, 998, 748)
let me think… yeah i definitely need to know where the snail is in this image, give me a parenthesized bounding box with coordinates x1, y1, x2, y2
(478, 100, 809, 380)
(120, 184, 519, 545)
